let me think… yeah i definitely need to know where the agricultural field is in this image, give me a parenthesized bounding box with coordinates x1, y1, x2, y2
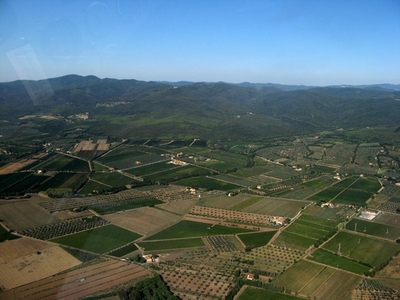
(90, 171, 137, 187)
(36, 154, 90, 172)
(175, 176, 242, 191)
(144, 220, 253, 240)
(6, 259, 152, 300)
(90, 198, 163, 215)
(273, 215, 337, 250)
(125, 160, 177, 176)
(345, 218, 400, 241)
(0, 201, 60, 231)
(0, 172, 31, 192)
(147, 165, 214, 182)
(2, 173, 49, 193)
(137, 237, 205, 252)
(240, 197, 309, 218)
(37, 172, 88, 192)
(307, 249, 371, 275)
(50, 225, 141, 254)
(0, 224, 19, 242)
(322, 231, 400, 268)
(273, 259, 363, 300)
(0, 245, 82, 290)
(78, 179, 111, 194)
(96, 145, 167, 169)
(237, 231, 277, 249)
(197, 193, 251, 209)
(238, 287, 302, 300)
(103, 206, 183, 236)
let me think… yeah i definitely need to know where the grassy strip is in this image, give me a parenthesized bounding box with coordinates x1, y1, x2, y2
(238, 286, 303, 300)
(108, 243, 138, 257)
(230, 197, 263, 210)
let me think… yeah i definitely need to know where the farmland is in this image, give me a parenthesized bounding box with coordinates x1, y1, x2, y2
(144, 220, 253, 240)
(1, 129, 400, 299)
(50, 225, 141, 254)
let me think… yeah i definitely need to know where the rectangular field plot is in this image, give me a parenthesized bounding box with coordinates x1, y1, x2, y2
(307, 249, 371, 275)
(273, 259, 327, 292)
(10, 259, 152, 300)
(90, 198, 163, 215)
(108, 243, 138, 257)
(322, 231, 400, 268)
(39, 154, 90, 172)
(90, 171, 137, 187)
(332, 189, 372, 205)
(98, 146, 168, 168)
(137, 238, 205, 251)
(50, 225, 141, 254)
(175, 176, 242, 191)
(238, 287, 301, 300)
(196, 194, 251, 209)
(0, 201, 60, 231)
(273, 230, 317, 251)
(38, 172, 88, 191)
(0, 245, 82, 290)
(78, 179, 111, 194)
(3, 173, 49, 193)
(241, 197, 309, 218)
(147, 165, 214, 181)
(345, 218, 400, 241)
(125, 161, 176, 176)
(0, 172, 30, 192)
(103, 206, 182, 236)
(144, 220, 252, 240)
(350, 177, 381, 193)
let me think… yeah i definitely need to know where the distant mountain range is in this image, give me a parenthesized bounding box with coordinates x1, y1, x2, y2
(1, 74, 399, 140)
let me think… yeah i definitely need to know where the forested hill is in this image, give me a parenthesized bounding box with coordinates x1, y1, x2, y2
(0, 75, 399, 140)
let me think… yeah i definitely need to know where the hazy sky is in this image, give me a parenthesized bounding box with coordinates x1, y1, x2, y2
(1, 0, 399, 85)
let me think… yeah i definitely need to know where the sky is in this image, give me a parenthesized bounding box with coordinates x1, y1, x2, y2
(0, 0, 399, 85)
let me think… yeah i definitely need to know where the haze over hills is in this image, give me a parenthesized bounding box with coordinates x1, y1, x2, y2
(1, 74, 399, 141)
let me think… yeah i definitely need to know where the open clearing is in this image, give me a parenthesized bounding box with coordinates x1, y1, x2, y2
(0, 201, 60, 231)
(6, 259, 151, 300)
(103, 206, 182, 236)
(0, 240, 81, 290)
(0, 158, 37, 175)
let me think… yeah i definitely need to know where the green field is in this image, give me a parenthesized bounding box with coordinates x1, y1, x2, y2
(301, 179, 328, 188)
(4, 173, 49, 193)
(108, 243, 138, 257)
(146, 165, 213, 182)
(322, 231, 400, 268)
(78, 179, 111, 194)
(345, 219, 400, 240)
(307, 249, 371, 275)
(50, 225, 141, 254)
(137, 238, 205, 251)
(238, 231, 277, 249)
(38, 172, 88, 191)
(273, 230, 317, 251)
(90, 198, 163, 215)
(144, 220, 252, 240)
(125, 161, 176, 176)
(230, 197, 263, 210)
(90, 171, 136, 187)
(238, 287, 302, 300)
(40, 154, 90, 172)
(0, 173, 31, 192)
(332, 189, 372, 205)
(175, 176, 242, 191)
(350, 177, 381, 192)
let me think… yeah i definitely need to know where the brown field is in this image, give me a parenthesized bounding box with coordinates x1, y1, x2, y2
(0, 237, 55, 262)
(0, 158, 36, 174)
(242, 197, 309, 218)
(376, 255, 400, 279)
(157, 199, 198, 215)
(103, 207, 182, 236)
(0, 200, 60, 231)
(0, 244, 81, 290)
(372, 212, 400, 227)
(52, 209, 95, 221)
(4, 259, 151, 300)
